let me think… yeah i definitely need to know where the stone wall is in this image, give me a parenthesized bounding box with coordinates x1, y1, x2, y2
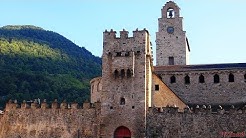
(152, 74, 186, 110)
(90, 77, 102, 103)
(147, 106, 246, 138)
(100, 29, 152, 137)
(158, 68, 246, 105)
(0, 100, 101, 138)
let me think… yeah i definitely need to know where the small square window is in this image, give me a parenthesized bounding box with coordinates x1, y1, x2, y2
(155, 85, 159, 91)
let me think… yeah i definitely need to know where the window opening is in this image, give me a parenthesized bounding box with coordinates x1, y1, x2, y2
(185, 75, 190, 84)
(170, 75, 176, 83)
(120, 69, 125, 78)
(167, 8, 175, 18)
(214, 74, 220, 83)
(127, 69, 131, 78)
(116, 52, 121, 57)
(120, 98, 125, 105)
(114, 70, 119, 79)
(199, 74, 205, 83)
(125, 52, 130, 56)
(169, 57, 174, 65)
(155, 85, 159, 91)
(229, 73, 234, 82)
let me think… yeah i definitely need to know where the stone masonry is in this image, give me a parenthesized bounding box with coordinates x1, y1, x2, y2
(100, 29, 153, 137)
(1, 1, 246, 138)
(156, 1, 190, 66)
(0, 100, 101, 138)
(147, 106, 246, 138)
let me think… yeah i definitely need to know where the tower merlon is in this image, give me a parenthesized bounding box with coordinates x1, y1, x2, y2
(120, 29, 129, 39)
(103, 29, 117, 40)
(103, 28, 149, 40)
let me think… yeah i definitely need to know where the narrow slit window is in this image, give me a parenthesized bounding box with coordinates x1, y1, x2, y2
(185, 75, 190, 84)
(120, 69, 125, 78)
(127, 69, 131, 78)
(229, 73, 234, 82)
(170, 75, 176, 83)
(214, 74, 220, 83)
(114, 70, 119, 79)
(199, 74, 205, 83)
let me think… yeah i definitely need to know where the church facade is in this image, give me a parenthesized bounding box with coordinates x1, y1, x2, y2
(1, 1, 246, 138)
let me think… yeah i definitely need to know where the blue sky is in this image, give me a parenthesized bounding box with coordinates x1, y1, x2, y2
(1, 0, 246, 65)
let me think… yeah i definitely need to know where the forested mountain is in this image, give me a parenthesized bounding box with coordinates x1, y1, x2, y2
(0, 25, 102, 109)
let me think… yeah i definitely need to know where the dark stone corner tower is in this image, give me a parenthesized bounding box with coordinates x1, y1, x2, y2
(100, 29, 153, 137)
(156, 1, 190, 66)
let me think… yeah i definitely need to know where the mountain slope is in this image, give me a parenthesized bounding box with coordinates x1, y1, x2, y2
(0, 25, 102, 108)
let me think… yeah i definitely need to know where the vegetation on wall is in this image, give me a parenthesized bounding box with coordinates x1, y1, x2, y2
(0, 25, 102, 108)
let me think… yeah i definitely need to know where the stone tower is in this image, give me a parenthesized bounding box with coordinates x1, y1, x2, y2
(156, 1, 190, 66)
(100, 29, 152, 137)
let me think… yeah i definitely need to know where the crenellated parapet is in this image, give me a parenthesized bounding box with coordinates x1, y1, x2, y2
(4, 99, 101, 111)
(103, 28, 149, 41)
(0, 99, 102, 138)
(103, 28, 150, 55)
(149, 104, 246, 115)
(147, 104, 246, 138)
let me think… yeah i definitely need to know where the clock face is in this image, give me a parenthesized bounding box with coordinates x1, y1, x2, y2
(167, 27, 174, 34)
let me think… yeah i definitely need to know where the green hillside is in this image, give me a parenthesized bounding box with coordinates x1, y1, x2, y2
(0, 25, 102, 108)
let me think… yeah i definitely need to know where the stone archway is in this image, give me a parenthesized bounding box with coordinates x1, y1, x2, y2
(114, 126, 131, 138)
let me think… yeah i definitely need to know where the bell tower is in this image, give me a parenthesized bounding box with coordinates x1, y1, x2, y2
(156, 1, 190, 66)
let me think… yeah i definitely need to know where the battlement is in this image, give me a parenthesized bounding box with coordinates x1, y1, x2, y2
(149, 104, 246, 115)
(4, 99, 101, 111)
(103, 28, 149, 40)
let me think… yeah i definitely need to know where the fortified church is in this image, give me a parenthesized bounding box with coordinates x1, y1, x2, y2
(0, 1, 246, 138)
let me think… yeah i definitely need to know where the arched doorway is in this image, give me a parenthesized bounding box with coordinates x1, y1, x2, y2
(114, 126, 131, 138)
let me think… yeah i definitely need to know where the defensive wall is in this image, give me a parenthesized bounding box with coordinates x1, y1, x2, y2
(147, 106, 246, 138)
(0, 100, 101, 138)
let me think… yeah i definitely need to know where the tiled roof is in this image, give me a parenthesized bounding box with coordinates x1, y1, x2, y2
(154, 63, 246, 72)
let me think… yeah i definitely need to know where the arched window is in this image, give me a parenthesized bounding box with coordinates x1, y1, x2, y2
(229, 73, 234, 82)
(97, 81, 101, 91)
(167, 8, 175, 18)
(127, 69, 131, 78)
(120, 98, 125, 105)
(214, 74, 220, 83)
(120, 69, 125, 78)
(114, 70, 119, 79)
(184, 75, 190, 84)
(199, 74, 205, 83)
(170, 75, 176, 83)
